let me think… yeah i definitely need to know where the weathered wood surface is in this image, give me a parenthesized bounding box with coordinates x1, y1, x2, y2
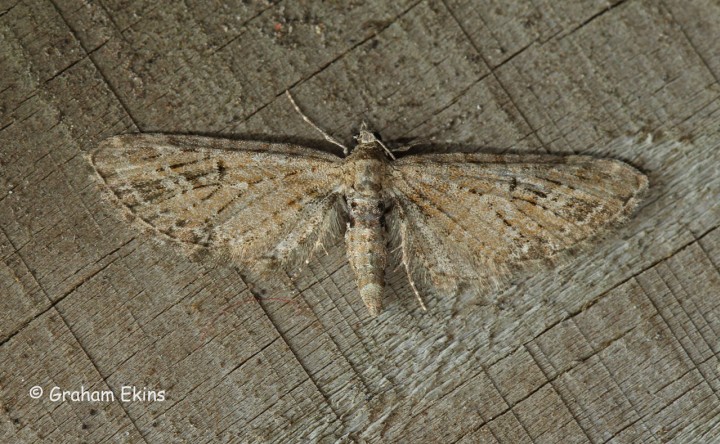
(1, 0, 719, 442)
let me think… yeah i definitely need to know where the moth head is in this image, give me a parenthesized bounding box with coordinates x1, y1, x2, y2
(354, 122, 396, 160)
(356, 121, 379, 145)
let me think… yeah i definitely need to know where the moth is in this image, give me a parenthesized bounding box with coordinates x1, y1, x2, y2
(90, 96, 648, 316)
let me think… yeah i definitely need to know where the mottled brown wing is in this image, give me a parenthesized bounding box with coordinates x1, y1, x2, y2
(387, 153, 648, 292)
(91, 134, 347, 271)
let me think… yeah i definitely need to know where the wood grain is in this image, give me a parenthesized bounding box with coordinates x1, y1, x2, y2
(1, 0, 719, 442)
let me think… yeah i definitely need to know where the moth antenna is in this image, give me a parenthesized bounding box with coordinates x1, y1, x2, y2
(376, 137, 396, 160)
(285, 90, 349, 156)
(392, 138, 431, 153)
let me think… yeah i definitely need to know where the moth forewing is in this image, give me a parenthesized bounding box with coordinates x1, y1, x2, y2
(90, 133, 347, 272)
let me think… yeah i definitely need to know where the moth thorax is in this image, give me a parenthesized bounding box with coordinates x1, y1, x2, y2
(345, 152, 383, 197)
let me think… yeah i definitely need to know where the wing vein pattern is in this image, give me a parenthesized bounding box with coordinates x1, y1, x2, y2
(92, 134, 346, 271)
(388, 152, 647, 292)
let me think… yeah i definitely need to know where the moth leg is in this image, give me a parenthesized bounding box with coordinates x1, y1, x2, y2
(398, 217, 428, 312)
(285, 90, 350, 156)
(303, 237, 331, 266)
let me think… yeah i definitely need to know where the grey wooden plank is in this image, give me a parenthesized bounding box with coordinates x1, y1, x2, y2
(444, 0, 628, 68)
(664, 0, 720, 83)
(0, 227, 49, 340)
(1, 0, 720, 442)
